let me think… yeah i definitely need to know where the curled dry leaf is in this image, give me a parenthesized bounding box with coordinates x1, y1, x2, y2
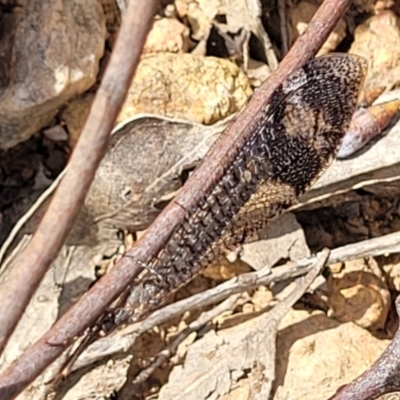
(83, 114, 230, 237)
(337, 98, 400, 158)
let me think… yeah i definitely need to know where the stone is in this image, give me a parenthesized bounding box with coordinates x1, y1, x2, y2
(0, 0, 105, 149)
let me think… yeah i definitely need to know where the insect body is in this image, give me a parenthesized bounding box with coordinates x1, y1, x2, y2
(112, 53, 367, 325)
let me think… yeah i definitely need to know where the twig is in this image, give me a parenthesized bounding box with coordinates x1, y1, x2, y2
(0, 0, 156, 395)
(73, 229, 400, 370)
(0, 169, 67, 269)
(327, 228, 400, 263)
(73, 249, 335, 370)
(131, 293, 243, 389)
(127, 250, 329, 394)
(0, 1, 351, 398)
(278, 0, 288, 56)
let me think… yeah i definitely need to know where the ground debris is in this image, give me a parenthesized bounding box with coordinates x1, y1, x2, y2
(1, 1, 400, 399)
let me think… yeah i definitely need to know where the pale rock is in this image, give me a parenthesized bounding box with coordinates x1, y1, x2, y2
(43, 125, 68, 142)
(118, 53, 252, 125)
(275, 309, 390, 400)
(143, 17, 191, 54)
(327, 258, 390, 330)
(349, 10, 400, 90)
(0, 0, 105, 149)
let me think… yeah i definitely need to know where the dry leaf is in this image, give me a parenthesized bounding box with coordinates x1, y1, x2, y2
(240, 213, 310, 271)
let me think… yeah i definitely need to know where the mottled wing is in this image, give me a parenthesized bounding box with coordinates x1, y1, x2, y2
(123, 54, 367, 321)
(225, 54, 367, 245)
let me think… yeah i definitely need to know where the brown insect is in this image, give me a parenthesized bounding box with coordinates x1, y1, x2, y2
(109, 53, 367, 326)
(57, 53, 367, 380)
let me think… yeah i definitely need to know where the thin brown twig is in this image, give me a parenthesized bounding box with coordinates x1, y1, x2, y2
(128, 250, 329, 394)
(0, 0, 156, 395)
(278, 0, 289, 56)
(131, 293, 244, 389)
(72, 225, 400, 371)
(0, 169, 67, 269)
(70, 251, 323, 371)
(0, 1, 350, 398)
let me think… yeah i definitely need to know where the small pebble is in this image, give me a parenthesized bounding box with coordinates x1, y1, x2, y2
(43, 125, 68, 142)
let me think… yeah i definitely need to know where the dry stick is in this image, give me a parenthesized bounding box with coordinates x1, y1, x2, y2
(131, 250, 329, 393)
(73, 229, 400, 370)
(0, 0, 156, 392)
(0, 3, 156, 353)
(131, 293, 244, 389)
(72, 253, 324, 370)
(0, 0, 350, 398)
(278, 0, 289, 56)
